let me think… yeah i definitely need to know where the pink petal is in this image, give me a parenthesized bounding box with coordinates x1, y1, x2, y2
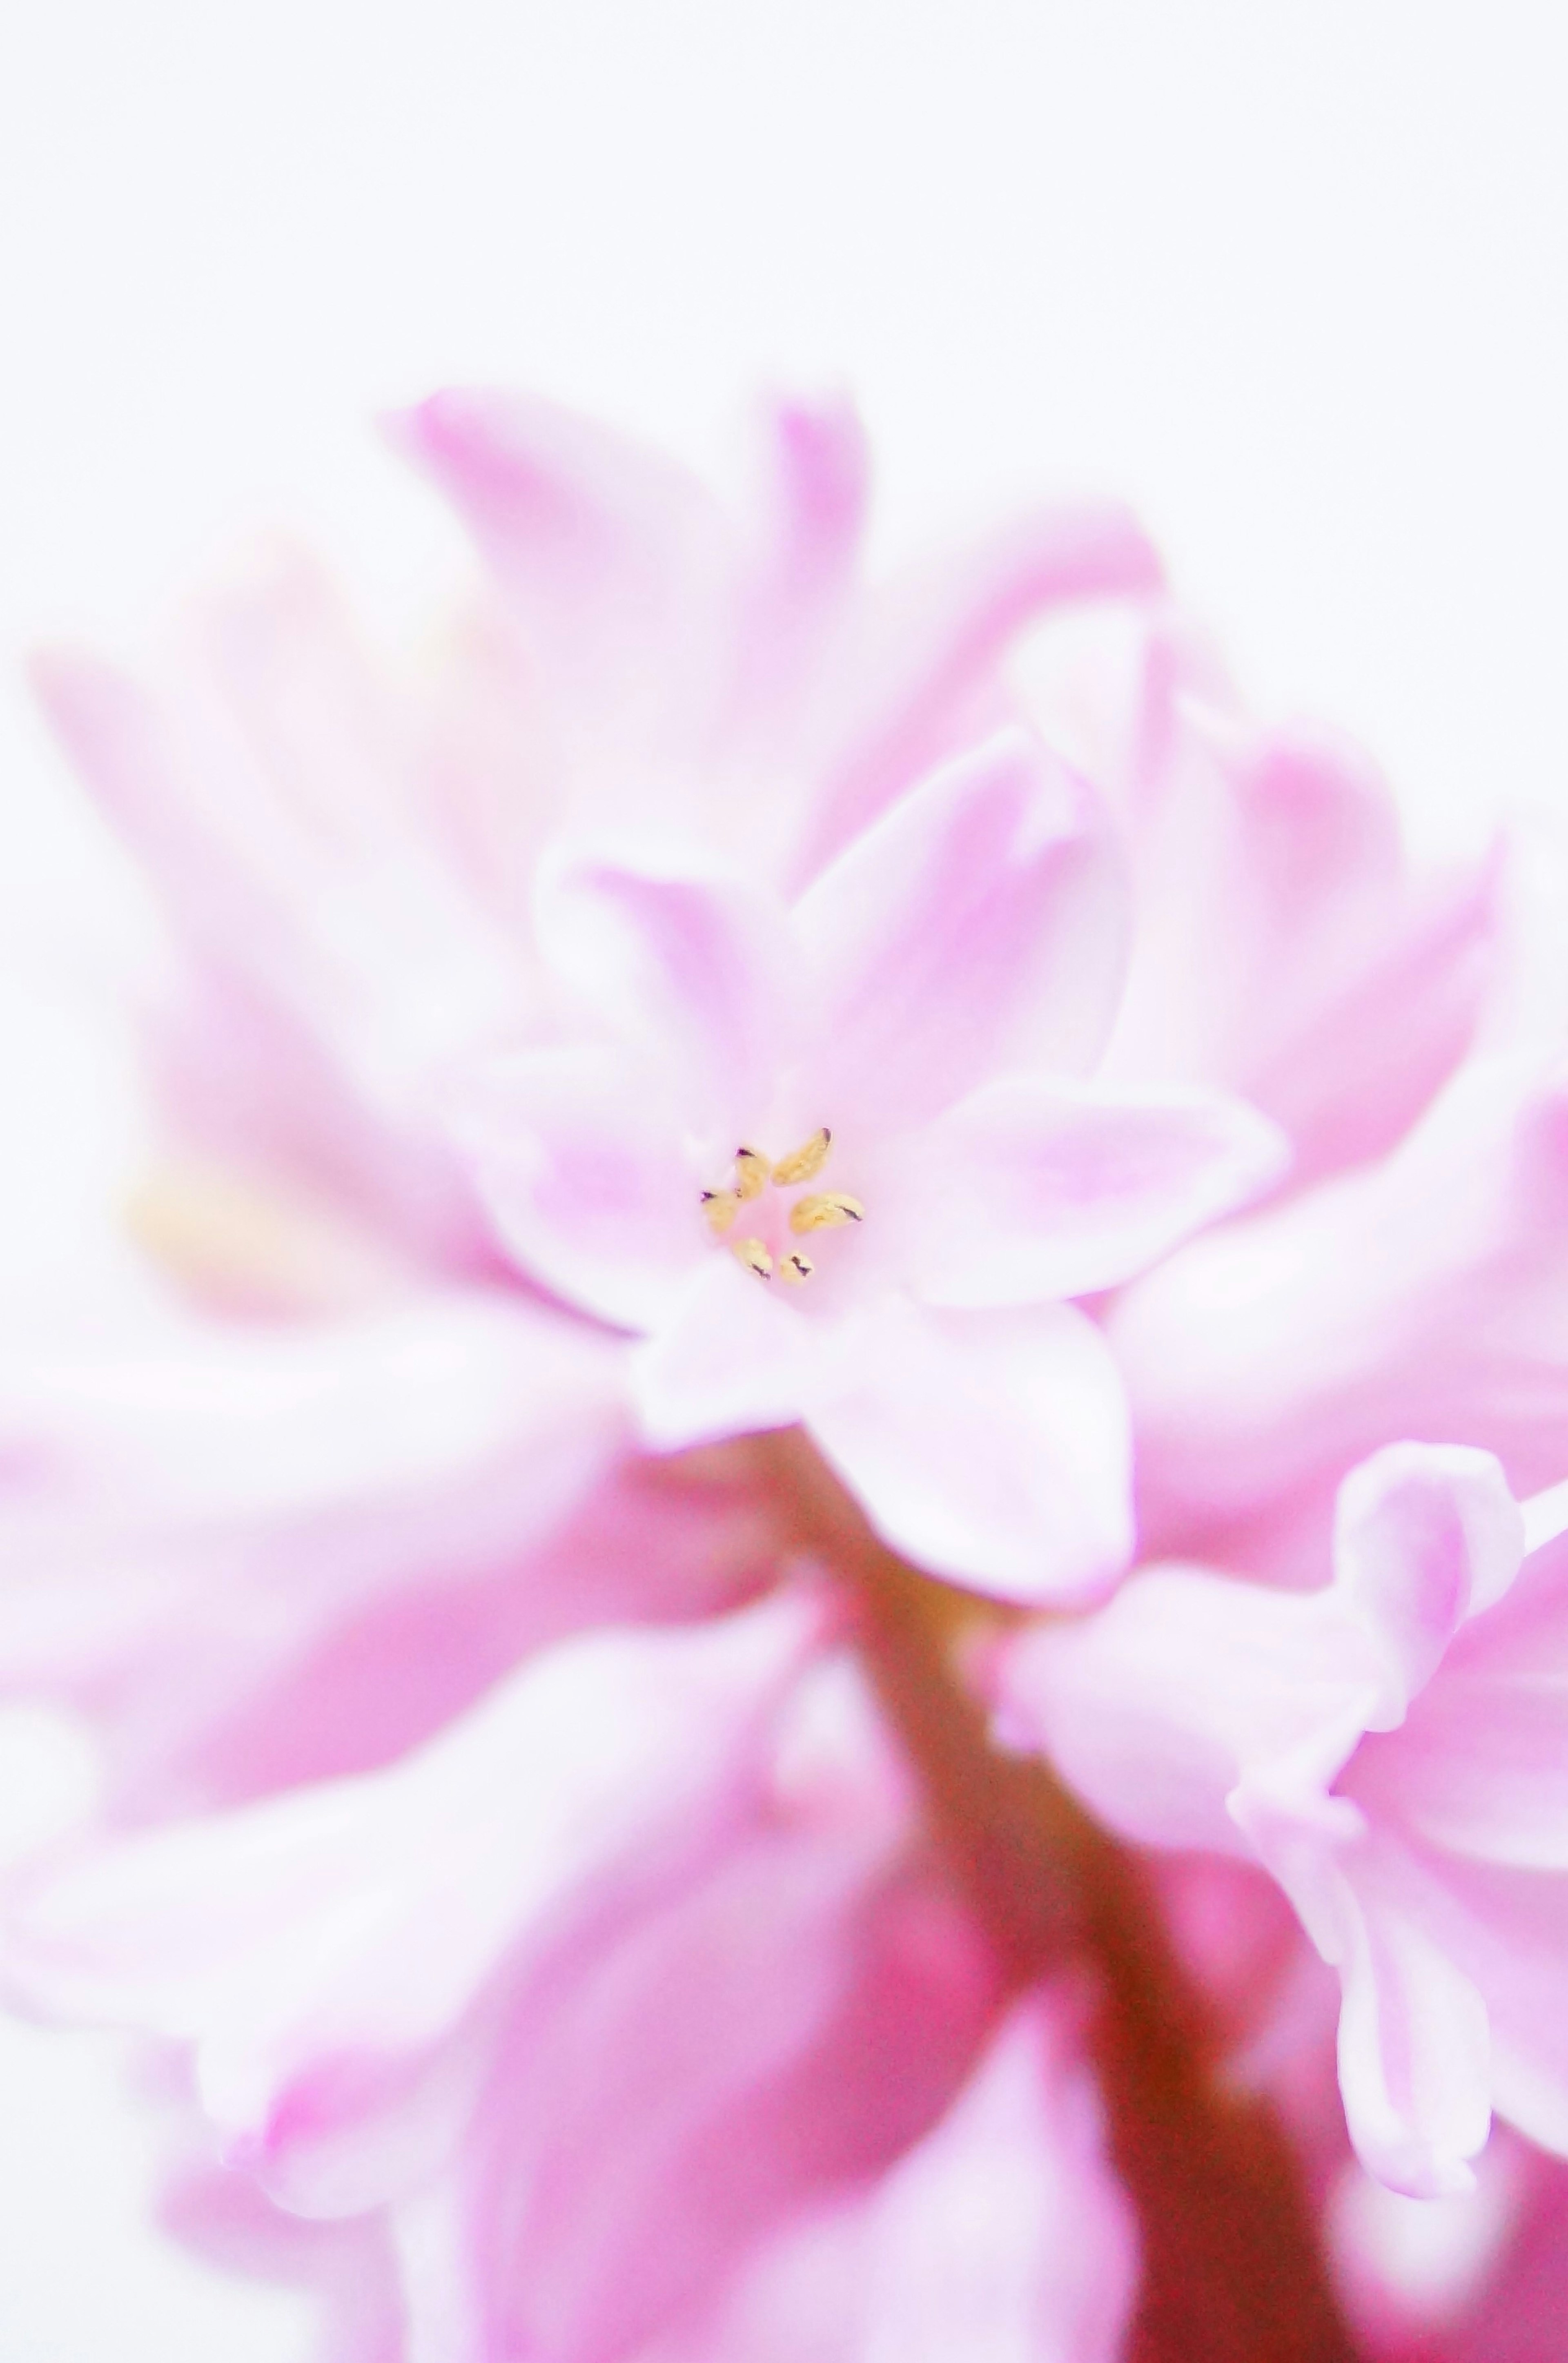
(1110, 1055, 1568, 1551)
(1341, 1527, 1568, 1871)
(32, 633, 531, 1133)
(673, 1989, 1138, 2363)
(389, 388, 730, 795)
(990, 1567, 1370, 1855)
(631, 1255, 814, 1453)
(8, 1590, 826, 2218)
(1332, 1443, 1525, 1718)
(1089, 633, 1496, 1194)
(793, 730, 1127, 1139)
(535, 853, 794, 1137)
(803, 1297, 1132, 1604)
(459, 1046, 703, 1332)
(903, 1077, 1288, 1308)
(795, 503, 1164, 879)
(1332, 1868, 1493, 2199)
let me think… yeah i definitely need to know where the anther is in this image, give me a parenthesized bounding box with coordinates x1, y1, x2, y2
(701, 1188, 739, 1235)
(771, 1128, 831, 1186)
(732, 1236, 774, 1280)
(789, 1192, 864, 1235)
(734, 1147, 771, 1201)
(778, 1251, 814, 1286)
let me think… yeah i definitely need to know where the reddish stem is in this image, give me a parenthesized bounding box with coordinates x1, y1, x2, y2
(760, 1429, 1364, 2363)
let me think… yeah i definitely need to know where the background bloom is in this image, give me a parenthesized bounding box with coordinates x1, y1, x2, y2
(991, 1441, 1568, 2206)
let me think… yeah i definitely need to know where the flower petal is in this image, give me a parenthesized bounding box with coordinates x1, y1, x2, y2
(990, 1567, 1370, 1855)
(803, 1297, 1132, 1604)
(458, 1046, 703, 1333)
(677, 1988, 1138, 2363)
(903, 1077, 1289, 1308)
(389, 386, 729, 788)
(792, 730, 1127, 1138)
(631, 1255, 814, 1453)
(535, 852, 794, 1137)
(796, 502, 1164, 878)
(1332, 1443, 1525, 1719)
(0, 1287, 632, 1805)
(1332, 1869, 1493, 2199)
(7, 1590, 826, 2218)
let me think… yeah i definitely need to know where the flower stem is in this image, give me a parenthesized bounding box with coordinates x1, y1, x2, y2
(758, 1427, 1363, 2363)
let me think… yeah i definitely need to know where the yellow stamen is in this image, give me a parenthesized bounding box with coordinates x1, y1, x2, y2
(732, 1235, 774, 1279)
(789, 1192, 864, 1235)
(771, 1128, 831, 1186)
(778, 1250, 814, 1285)
(701, 1188, 739, 1235)
(734, 1147, 771, 1200)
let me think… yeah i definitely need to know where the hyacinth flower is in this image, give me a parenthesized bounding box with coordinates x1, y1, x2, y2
(1025, 606, 1498, 1196)
(991, 1441, 1568, 2206)
(2, 386, 1546, 2363)
(0, 390, 1177, 1813)
(459, 723, 1288, 1601)
(5, 1596, 1139, 2361)
(1110, 1046, 1568, 1577)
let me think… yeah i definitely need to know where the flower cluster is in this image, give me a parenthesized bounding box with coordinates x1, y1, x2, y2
(5, 388, 1568, 2361)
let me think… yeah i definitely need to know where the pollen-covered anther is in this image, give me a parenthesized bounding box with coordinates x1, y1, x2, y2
(789, 1192, 864, 1235)
(771, 1128, 831, 1187)
(734, 1147, 771, 1201)
(778, 1251, 814, 1286)
(700, 1188, 739, 1236)
(732, 1236, 774, 1280)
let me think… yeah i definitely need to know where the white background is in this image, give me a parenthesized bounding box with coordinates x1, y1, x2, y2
(0, 4, 1566, 2352)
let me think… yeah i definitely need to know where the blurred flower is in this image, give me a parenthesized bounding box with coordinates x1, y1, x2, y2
(991, 1442, 1568, 2205)
(4, 382, 1552, 2363)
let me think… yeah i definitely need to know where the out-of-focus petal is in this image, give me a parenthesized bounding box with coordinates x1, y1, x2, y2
(394, 1804, 997, 2361)
(390, 388, 731, 811)
(1111, 1054, 1568, 1558)
(902, 1076, 1288, 1307)
(793, 730, 1127, 1138)
(797, 503, 1164, 878)
(7, 1590, 826, 2219)
(534, 852, 795, 1137)
(662, 1989, 1138, 2363)
(803, 1297, 1132, 1604)
(458, 1046, 702, 1333)
(31, 631, 532, 1128)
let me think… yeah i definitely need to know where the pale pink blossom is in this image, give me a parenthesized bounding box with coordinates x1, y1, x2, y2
(1110, 1048, 1568, 1576)
(4, 1602, 1133, 2359)
(991, 1440, 1568, 2202)
(32, 395, 1161, 1262)
(460, 725, 1286, 1601)
(1031, 610, 1498, 1194)
(0, 1285, 786, 1817)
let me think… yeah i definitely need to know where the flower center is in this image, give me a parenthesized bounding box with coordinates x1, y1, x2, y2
(699, 1127, 864, 1285)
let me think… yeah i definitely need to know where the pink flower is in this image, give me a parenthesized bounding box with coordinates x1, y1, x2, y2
(1037, 610, 1497, 1194)
(0, 1284, 790, 1817)
(1110, 1047, 1568, 1575)
(460, 726, 1286, 1602)
(31, 394, 1162, 1266)
(4, 1598, 1141, 2359)
(990, 1440, 1568, 2200)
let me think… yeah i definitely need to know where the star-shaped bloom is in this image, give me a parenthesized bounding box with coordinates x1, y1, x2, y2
(460, 727, 1288, 1603)
(990, 1440, 1568, 2200)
